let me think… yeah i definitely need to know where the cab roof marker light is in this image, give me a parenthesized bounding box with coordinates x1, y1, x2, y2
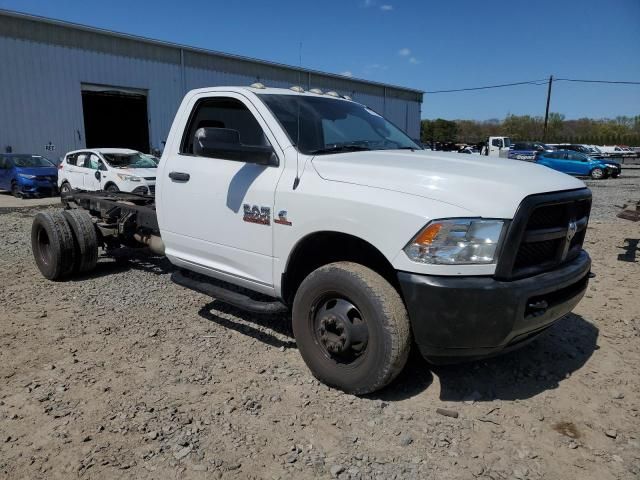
(309, 88, 323, 94)
(326, 91, 340, 97)
(250, 82, 266, 89)
(290, 85, 305, 93)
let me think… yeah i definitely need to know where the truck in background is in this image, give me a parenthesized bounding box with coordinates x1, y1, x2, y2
(481, 136, 511, 157)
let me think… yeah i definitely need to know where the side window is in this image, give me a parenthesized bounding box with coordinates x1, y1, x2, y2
(0, 156, 6, 169)
(65, 154, 76, 166)
(87, 154, 100, 170)
(181, 97, 270, 155)
(76, 153, 88, 168)
(491, 139, 502, 147)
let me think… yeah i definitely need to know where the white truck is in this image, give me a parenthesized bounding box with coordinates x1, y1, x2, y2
(31, 85, 593, 394)
(481, 136, 512, 157)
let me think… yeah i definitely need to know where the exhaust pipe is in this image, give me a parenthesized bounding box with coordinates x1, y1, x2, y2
(133, 233, 165, 256)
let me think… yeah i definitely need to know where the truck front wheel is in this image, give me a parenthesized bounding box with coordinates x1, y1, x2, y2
(292, 262, 411, 394)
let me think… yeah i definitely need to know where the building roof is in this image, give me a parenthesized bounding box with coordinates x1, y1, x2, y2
(0, 9, 423, 96)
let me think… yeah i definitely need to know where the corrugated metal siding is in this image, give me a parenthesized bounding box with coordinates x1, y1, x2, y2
(0, 11, 423, 156)
(0, 37, 183, 157)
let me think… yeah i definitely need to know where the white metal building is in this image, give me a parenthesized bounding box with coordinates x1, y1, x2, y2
(0, 9, 423, 158)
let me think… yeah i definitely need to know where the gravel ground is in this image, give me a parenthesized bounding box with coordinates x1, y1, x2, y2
(1, 173, 639, 479)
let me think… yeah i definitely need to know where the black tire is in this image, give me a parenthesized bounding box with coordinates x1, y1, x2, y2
(31, 211, 77, 280)
(292, 262, 411, 394)
(11, 182, 22, 198)
(590, 168, 605, 180)
(105, 183, 119, 193)
(611, 173, 619, 178)
(63, 209, 99, 273)
(60, 182, 72, 195)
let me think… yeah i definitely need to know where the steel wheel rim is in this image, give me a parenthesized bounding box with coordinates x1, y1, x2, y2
(310, 294, 370, 365)
(592, 169, 603, 179)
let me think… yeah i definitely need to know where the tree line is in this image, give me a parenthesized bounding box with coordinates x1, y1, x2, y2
(420, 114, 640, 145)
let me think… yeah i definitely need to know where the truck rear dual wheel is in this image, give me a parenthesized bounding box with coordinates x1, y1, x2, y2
(31, 212, 77, 280)
(292, 262, 411, 395)
(31, 210, 99, 280)
(63, 209, 99, 274)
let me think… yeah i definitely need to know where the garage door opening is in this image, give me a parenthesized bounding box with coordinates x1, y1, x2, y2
(81, 85, 150, 153)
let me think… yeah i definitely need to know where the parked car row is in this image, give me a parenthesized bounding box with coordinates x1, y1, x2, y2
(0, 149, 158, 198)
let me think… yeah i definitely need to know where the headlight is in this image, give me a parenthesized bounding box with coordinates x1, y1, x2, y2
(404, 219, 505, 265)
(18, 173, 36, 179)
(606, 164, 617, 168)
(116, 174, 141, 182)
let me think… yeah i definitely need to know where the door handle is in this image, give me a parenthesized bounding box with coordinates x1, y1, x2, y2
(169, 171, 190, 182)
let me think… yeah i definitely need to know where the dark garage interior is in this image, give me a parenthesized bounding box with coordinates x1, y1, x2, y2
(81, 89, 150, 153)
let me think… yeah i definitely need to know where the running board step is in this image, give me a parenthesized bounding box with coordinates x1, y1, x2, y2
(171, 271, 288, 314)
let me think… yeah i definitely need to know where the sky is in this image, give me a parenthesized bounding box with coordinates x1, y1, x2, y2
(1, 0, 638, 120)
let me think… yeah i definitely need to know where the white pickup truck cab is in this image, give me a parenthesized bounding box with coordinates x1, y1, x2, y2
(481, 136, 512, 157)
(58, 148, 157, 195)
(32, 85, 593, 394)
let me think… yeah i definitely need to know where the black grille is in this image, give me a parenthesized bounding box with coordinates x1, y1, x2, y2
(496, 189, 592, 280)
(513, 239, 562, 271)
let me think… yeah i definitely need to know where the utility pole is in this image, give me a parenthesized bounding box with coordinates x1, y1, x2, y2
(543, 75, 553, 141)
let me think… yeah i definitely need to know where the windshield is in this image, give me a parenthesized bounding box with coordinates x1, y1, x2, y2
(102, 153, 157, 169)
(259, 94, 421, 154)
(12, 155, 55, 168)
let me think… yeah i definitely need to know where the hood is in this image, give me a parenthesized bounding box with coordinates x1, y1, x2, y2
(312, 150, 586, 218)
(113, 167, 157, 179)
(15, 166, 58, 177)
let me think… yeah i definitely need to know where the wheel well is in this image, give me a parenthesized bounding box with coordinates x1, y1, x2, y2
(281, 231, 399, 305)
(103, 181, 117, 189)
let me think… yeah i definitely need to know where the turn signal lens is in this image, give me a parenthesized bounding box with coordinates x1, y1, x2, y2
(414, 223, 443, 245)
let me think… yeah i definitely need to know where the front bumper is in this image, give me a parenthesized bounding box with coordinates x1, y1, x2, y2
(398, 250, 591, 362)
(16, 180, 58, 196)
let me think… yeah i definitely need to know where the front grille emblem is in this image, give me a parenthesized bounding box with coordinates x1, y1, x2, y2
(566, 219, 577, 242)
(561, 218, 578, 260)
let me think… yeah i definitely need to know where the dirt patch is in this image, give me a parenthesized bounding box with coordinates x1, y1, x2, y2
(1, 177, 639, 479)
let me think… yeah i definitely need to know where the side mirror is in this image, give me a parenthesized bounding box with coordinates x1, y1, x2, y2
(94, 171, 101, 180)
(194, 127, 276, 166)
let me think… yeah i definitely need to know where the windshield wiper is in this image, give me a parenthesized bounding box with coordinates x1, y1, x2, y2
(308, 144, 372, 155)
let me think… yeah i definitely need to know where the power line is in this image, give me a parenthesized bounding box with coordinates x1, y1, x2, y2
(425, 77, 640, 94)
(555, 78, 640, 85)
(425, 79, 547, 94)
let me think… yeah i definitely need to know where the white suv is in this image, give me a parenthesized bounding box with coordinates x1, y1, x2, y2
(58, 148, 157, 195)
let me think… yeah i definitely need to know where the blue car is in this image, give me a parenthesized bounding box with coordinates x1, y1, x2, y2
(0, 154, 59, 197)
(535, 150, 621, 179)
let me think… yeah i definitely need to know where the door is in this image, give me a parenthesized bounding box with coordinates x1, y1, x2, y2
(72, 153, 91, 189)
(565, 152, 588, 175)
(489, 138, 503, 156)
(160, 93, 284, 292)
(82, 153, 103, 190)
